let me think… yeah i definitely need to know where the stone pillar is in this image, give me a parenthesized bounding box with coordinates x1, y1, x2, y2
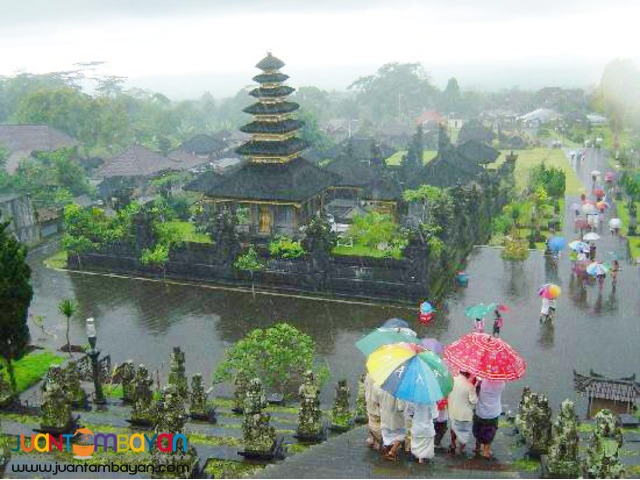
(242, 378, 277, 456)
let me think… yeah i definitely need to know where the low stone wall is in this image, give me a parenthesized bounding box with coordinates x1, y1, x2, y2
(68, 243, 428, 304)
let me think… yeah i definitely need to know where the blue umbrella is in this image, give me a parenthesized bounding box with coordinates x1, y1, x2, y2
(381, 318, 410, 329)
(548, 236, 566, 252)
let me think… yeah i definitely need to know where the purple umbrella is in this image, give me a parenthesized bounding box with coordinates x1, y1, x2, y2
(421, 337, 443, 355)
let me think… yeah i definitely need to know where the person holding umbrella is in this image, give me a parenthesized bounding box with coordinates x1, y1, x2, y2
(473, 379, 505, 459)
(444, 333, 527, 460)
(447, 371, 478, 455)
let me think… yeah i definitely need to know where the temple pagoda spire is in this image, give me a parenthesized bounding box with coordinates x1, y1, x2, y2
(237, 52, 307, 163)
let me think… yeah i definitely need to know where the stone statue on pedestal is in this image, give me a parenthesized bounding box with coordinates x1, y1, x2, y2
(168, 347, 187, 400)
(515, 386, 533, 438)
(296, 371, 324, 441)
(189, 374, 216, 422)
(62, 361, 86, 408)
(232, 370, 249, 414)
(119, 360, 136, 404)
(0, 416, 11, 473)
(130, 364, 155, 426)
(526, 393, 553, 455)
(547, 399, 581, 477)
(583, 409, 625, 479)
(241, 378, 282, 458)
(40, 365, 75, 433)
(330, 379, 352, 432)
(152, 384, 199, 479)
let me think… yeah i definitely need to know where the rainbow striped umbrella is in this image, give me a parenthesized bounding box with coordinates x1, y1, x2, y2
(366, 343, 453, 404)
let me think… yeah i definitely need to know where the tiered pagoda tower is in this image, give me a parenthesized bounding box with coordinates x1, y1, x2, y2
(186, 53, 339, 238)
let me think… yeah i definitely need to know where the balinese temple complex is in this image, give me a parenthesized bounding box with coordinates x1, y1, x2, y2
(187, 53, 338, 237)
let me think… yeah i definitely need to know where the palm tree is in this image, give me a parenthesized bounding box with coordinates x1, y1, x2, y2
(58, 299, 77, 356)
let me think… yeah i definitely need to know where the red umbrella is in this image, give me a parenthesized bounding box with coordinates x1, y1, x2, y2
(593, 187, 605, 197)
(443, 332, 527, 381)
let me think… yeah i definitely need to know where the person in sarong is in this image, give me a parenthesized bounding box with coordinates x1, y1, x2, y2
(408, 401, 438, 464)
(364, 373, 383, 450)
(379, 388, 406, 461)
(473, 379, 505, 459)
(434, 398, 448, 447)
(447, 371, 477, 455)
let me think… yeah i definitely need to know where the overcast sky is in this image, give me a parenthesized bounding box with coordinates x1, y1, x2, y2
(2, 0, 639, 98)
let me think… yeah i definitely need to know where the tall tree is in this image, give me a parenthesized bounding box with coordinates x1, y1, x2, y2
(440, 77, 461, 114)
(0, 214, 33, 398)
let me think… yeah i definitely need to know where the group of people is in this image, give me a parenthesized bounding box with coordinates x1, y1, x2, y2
(474, 309, 503, 337)
(364, 323, 505, 465)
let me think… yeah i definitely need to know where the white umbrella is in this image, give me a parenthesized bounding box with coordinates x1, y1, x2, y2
(581, 203, 598, 215)
(591, 170, 601, 177)
(609, 218, 622, 229)
(583, 232, 600, 241)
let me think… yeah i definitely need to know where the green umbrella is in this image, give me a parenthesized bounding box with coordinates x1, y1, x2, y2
(355, 328, 420, 356)
(465, 303, 494, 318)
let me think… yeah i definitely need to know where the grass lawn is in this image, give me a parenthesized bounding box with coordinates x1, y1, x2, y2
(617, 201, 640, 260)
(332, 243, 402, 259)
(43, 249, 68, 269)
(495, 148, 583, 195)
(162, 221, 212, 244)
(2, 350, 64, 393)
(385, 150, 437, 166)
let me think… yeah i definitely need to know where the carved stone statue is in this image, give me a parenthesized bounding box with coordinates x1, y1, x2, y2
(0, 416, 11, 471)
(583, 409, 625, 479)
(189, 374, 215, 422)
(152, 384, 199, 479)
(355, 373, 368, 424)
(130, 364, 155, 426)
(168, 347, 187, 400)
(515, 386, 533, 437)
(296, 371, 323, 440)
(62, 361, 86, 408)
(331, 379, 352, 431)
(547, 399, 581, 477)
(232, 370, 250, 414)
(242, 378, 277, 456)
(0, 374, 12, 408)
(119, 360, 136, 404)
(525, 393, 553, 455)
(40, 365, 74, 433)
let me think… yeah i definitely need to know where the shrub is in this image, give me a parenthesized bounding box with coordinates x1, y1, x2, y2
(212, 323, 329, 397)
(269, 235, 306, 259)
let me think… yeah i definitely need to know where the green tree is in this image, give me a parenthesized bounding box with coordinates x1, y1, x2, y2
(212, 323, 328, 397)
(0, 214, 33, 398)
(57, 299, 77, 356)
(234, 246, 264, 296)
(440, 77, 461, 113)
(140, 243, 169, 278)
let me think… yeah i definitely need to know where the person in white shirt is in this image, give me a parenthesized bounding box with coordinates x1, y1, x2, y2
(405, 401, 438, 464)
(364, 373, 383, 451)
(378, 388, 406, 461)
(472, 379, 505, 458)
(447, 372, 478, 455)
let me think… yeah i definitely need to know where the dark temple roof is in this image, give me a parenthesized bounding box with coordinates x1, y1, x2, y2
(240, 120, 304, 135)
(180, 134, 226, 156)
(235, 138, 308, 157)
(256, 52, 285, 71)
(253, 72, 289, 84)
(184, 157, 340, 203)
(574, 370, 640, 402)
(456, 140, 500, 165)
(325, 157, 402, 201)
(243, 101, 300, 115)
(249, 86, 295, 98)
(95, 144, 178, 178)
